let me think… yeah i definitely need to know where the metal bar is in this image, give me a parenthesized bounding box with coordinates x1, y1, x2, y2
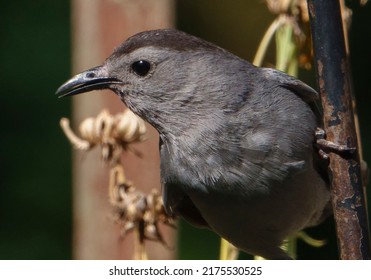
(307, 0, 370, 259)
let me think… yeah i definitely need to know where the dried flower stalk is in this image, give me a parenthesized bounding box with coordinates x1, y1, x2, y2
(60, 109, 175, 259)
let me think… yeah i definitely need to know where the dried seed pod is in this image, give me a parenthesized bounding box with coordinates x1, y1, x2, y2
(61, 109, 147, 164)
(60, 118, 91, 150)
(115, 110, 146, 143)
(79, 117, 99, 144)
(95, 110, 115, 141)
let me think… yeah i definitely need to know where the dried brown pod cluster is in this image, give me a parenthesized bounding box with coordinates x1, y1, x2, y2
(109, 164, 175, 250)
(60, 109, 146, 163)
(60, 109, 174, 259)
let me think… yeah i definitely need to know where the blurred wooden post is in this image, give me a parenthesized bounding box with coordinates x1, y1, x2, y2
(70, 0, 176, 259)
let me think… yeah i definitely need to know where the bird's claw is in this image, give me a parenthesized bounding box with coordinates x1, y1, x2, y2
(315, 128, 356, 159)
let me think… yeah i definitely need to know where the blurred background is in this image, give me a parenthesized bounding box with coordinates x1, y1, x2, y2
(0, 0, 370, 260)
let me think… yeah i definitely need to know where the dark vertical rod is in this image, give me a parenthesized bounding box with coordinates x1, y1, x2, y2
(307, 0, 370, 259)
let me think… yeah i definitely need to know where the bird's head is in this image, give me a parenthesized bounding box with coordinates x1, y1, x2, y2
(56, 29, 251, 135)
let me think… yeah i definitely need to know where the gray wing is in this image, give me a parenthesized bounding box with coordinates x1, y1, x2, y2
(259, 67, 330, 191)
(260, 67, 322, 124)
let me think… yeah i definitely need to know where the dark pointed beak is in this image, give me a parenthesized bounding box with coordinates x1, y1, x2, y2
(55, 65, 122, 98)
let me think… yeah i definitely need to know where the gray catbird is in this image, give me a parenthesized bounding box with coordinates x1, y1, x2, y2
(56, 29, 330, 259)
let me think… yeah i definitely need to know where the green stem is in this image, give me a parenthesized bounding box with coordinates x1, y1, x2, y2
(275, 22, 296, 73)
(219, 238, 238, 260)
(253, 16, 286, 67)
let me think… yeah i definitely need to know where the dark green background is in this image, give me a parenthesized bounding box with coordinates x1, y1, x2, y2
(1, 0, 370, 259)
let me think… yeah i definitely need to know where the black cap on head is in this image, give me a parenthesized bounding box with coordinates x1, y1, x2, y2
(110, 29, 225, 58)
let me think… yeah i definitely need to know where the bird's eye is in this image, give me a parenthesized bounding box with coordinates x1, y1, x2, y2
(131, 60, 151, 76)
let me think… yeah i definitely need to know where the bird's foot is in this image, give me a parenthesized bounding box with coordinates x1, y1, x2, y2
(315, 128, 356, 160)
